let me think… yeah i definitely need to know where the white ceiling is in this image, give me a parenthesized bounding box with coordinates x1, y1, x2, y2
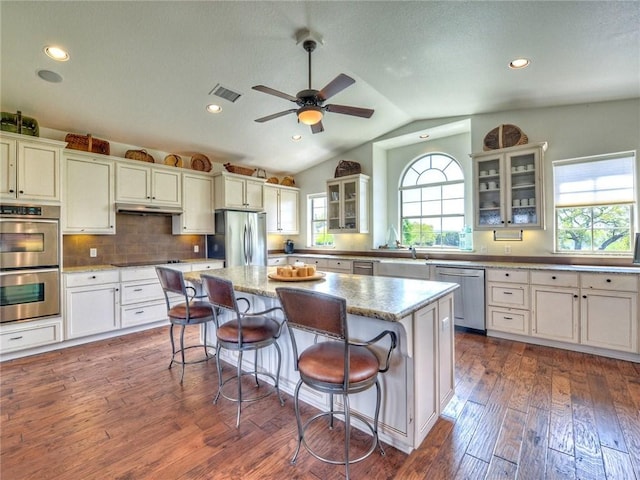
(1, 1, 638, 175)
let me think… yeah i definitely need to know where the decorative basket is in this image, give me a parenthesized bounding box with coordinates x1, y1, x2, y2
(483, 124, 528, 151)
(65, 133, 110, 155)
(190, 153, 211, 172)
(164, 154, 183, 167)
(266, 176, 279, 184)
(1, 111, 39, 136)
(224, 163, 255, 176)
(334, 160, 361, 178)
(125, 149, 154, 163)
(281, 176, 295, 187)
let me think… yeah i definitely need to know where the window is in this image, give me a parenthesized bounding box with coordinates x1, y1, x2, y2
(308, 193, 334, 247)
(553, 151, 636, 253)
(400, 153, 465, 248)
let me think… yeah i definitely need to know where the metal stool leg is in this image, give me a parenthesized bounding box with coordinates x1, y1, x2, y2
(168, 323, 176, 369)
(274, 341, 285, 406)
(213, 346, 223, 404)
(374, 380, 385, 456)
(236, 350, 243, 428)
(179, 324, 186, 383)
(344, 393, 351, 480)
(291, 379, 304, 465)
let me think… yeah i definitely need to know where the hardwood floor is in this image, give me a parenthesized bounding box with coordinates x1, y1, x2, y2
(1, 327, 638, 479)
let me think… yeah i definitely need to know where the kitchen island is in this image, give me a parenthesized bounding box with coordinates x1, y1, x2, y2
(185, 266, 458, 453)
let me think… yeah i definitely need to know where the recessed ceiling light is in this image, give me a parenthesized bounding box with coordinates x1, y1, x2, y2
(44, 45, 69, 61)
(37, 69, 63, 83)
(419, 134, 430, 139)
(206, 104, 222, 113)
(509, 58, 530, 69)
(292, 134, 302, 141)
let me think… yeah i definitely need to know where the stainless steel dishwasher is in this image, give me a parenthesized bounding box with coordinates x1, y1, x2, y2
(352, 261, 374, 275)
(435, 266, 485, 332)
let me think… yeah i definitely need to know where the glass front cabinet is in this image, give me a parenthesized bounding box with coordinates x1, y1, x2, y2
(472, 142, 547, 230)
(326, 173, 369, 233)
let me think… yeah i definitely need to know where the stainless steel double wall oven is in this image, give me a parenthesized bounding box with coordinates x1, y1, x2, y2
(0, 204, 61, 323)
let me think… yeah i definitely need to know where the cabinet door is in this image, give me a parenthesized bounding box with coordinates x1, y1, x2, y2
(66, 284, 120, 338)
(413, 304, 438, 443)
(222, 175, 247, 208)
(505, 147, 543, 228)
(531, 286, 579, 343)
(279, 187, 299, 234)
(263, 185, 280, 232)
(581, 289, 638, 352)
(0, 137, 17, 199)
(245, 178, 264, 209)
(327, 180, 342, 231)
(475, 153, 504, 228)
(173, 174, 213, 233)
(438, 294, 455, 411)
(18, 141, 60, 201)
(151, 169, 181, 206)
(63, 156, 115, 234)
(116, 163, 151, 203)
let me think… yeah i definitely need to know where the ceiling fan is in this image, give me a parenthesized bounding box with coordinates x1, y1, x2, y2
(252, 39, 374, 134)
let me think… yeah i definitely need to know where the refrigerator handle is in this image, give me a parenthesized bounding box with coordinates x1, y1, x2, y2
(243, 224, 249, 265)
(248, 222, 253, 263)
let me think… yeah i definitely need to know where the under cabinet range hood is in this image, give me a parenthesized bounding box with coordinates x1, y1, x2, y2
(115, 203, 183, 216)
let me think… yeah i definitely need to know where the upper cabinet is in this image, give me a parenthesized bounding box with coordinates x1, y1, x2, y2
(213, 172, 264, 211)
(63, 153, 115, 234)
(1, 133, 65, 203)
(172, 172, 214, 234)
(326, 173, 369, 233)
(116, 162, 181, 206)
(472, 142, 547, 230)
(263, 183, 299, 234)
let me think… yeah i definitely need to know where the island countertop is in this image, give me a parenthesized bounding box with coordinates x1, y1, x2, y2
(185, 265, 458, 322)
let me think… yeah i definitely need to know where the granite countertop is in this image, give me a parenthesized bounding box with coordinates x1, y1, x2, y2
(185, 266, 458, 322)
(271, 253, 640, 274)
(62, 259, 223, 273)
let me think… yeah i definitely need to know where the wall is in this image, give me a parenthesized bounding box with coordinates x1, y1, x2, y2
(293, 98, 640, 260)
(63, 214, 204, 267)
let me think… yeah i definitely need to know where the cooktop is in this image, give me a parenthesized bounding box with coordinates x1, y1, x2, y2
(110, 260, 185, 267)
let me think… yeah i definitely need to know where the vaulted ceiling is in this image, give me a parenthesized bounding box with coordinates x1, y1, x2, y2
(1, 1, 638, 174)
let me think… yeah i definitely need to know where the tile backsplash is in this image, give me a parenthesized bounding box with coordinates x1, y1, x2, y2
(63, 214, 205, 267)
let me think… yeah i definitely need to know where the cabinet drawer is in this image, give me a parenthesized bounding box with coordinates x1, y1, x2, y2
(326, 259, 352, 272)
(488, 307, 529, 334)
(64, 270, 119, 287)
(487, 269, 529, 284)
(488, 282, 529, 308)
(268, 257, 287, 266)
(121, 302, 167, 327)
(530, 271, 578, 288)
(1, 319, 63, 353)
(189, 261, 223, 271)
(580, 273, 638, 292)
(290, 257, 327, 268)
(121, 281, 163, 305)
(120, 267, 158, 282)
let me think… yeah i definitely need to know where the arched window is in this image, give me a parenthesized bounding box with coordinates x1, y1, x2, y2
(400, 153, 465, 248)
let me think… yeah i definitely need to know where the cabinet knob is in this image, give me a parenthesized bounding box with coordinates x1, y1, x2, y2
(90, 275, 96, 279)
(9, 189, 14, 193)
(582, 295, 587, 298)
(552, 276, 556, 280)
(505, 273, 510, 277)
(573, 295, 578, 298)
(19, 190, 24, 194)
(152, 196, 156, 199)
(606, 278, 612, 283)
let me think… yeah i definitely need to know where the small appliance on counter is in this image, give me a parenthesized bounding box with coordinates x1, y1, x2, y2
(284, 239, 294, 254)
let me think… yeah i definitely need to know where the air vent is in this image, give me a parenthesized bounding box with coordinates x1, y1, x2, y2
(209, 83, 241, 103)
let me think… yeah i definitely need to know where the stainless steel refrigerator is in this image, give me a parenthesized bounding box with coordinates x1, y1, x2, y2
(206, 210, 267, 267)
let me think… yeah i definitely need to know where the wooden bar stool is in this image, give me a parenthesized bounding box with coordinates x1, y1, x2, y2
(156, 266, 215, 383)
(276, 287, 397, 480)
(201, 274, 285, 427)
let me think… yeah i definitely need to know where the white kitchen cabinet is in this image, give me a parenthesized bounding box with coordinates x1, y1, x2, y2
(486, 268, 530, 335)
(580, 273, 638, 353)
(1, 133, 64, 202)
(116, 162, 182, 206)
(263, 183, 299, 234)
(63, 153, 115, 234)
(326, 173, 369, 233)
(213, 172, 264, 210)
(530, 271, 580, 343)
(437, 294, 455, 412)
(64, 270, 120, 339)
(172, 172, 214, 234)
(120, 266, 171, 328)
(472, 142, 547, 230)
(0, 317, 63, 354)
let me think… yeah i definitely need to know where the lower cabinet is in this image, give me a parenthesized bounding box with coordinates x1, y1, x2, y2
(64, 270, 120, 339)
(0, 317, 63, 354)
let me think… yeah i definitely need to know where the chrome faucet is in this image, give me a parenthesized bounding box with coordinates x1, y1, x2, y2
(409, 245, 417, 259)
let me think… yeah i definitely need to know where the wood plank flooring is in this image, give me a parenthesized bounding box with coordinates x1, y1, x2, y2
(1, 327, 638, 479)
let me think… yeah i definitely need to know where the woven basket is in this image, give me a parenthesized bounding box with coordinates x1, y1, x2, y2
(281, 176, 295, 187)
(65, 133, 110, 155)
(266, 176, 279, 184)
(190, 153, 211, 172)
(164, 154, 183, 167)
(224, 163, 255, 176)
(1, 111, 39, 136)
(125, 149, 154, 163)
(334, 160, 361, 178)
(483, 124, 528, 151)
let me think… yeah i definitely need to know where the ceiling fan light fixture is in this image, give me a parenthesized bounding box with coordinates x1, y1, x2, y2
(297, 106, 323, 125)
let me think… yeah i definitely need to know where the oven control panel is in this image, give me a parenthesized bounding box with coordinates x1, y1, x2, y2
(0, 204, 59, 219)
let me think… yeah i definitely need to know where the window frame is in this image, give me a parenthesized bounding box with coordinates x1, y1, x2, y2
(307, 192, 334, 248)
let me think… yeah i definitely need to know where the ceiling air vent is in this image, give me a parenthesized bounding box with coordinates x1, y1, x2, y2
(209, 83, 241, 103)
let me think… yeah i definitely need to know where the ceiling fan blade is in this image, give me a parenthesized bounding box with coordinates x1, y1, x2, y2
(317, 74, 355, 101)
(325, 104, 374, 118)
(310, 121, 324, 134)
(254, 109, 297, 123)
(252, 85, 298, 102)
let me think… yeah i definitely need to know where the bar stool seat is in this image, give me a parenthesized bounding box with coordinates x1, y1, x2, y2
(156, 266, 215, 383)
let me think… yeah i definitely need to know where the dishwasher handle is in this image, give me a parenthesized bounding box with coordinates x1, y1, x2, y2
(437, 271, 483, 278)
